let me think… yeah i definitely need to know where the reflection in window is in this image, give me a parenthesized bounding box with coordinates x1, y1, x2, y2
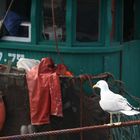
(42, 0, 66, 41)
(76, 0, 99, 42)
(111, 0, 116, 41)
(0, 0, 31, 42)
(123, 0, 134, 41)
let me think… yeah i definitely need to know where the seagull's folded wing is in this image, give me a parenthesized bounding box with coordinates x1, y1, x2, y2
(112, 93, 140, 115)
(109, 92, 132, 111)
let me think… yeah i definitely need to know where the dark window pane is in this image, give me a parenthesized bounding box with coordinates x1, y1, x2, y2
(76, 0, 99, 42)
(7, 0, 31, 21)
(0, 0, 6, 19)
(123, 0, 134, 41)
(42, 0, 66, 41)
(111, 0, 116, 41)
(0, 0, 31, 41)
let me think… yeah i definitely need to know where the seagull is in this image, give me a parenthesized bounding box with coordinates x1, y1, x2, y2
(92, 80, 140, 124)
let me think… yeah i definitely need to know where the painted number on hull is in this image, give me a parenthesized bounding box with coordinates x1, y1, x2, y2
(0, 52, 3, 62)
(0, 52, 25, 63)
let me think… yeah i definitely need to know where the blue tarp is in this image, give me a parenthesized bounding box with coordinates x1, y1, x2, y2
(4, 11, 22, 36)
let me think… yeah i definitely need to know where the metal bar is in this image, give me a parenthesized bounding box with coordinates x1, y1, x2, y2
(1, 120, 140, 140)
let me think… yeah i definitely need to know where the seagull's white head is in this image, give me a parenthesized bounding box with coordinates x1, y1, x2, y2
(92, 80, 109, 91)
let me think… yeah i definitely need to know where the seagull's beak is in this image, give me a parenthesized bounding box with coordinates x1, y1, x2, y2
(92, 84, 98, 88)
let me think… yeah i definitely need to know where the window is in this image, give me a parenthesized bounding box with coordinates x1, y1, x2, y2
(42, 0, 66, 41)
(0, 0, 6, 19)
(76, 0, 99, 42)
(123, 0, 135, 41)
(0, 0, 31, 42)
(7, 0, 31, 21)
(111, 0, 116, 41)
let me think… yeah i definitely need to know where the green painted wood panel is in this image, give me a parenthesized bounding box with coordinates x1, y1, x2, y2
(122, 41, 140, 105)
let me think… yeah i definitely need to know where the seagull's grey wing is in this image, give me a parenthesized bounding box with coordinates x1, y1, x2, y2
(99, 92, 131, 112)
(109, 92, 132, 111)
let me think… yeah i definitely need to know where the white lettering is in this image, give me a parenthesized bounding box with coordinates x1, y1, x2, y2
(8, 53, 16, 62)
(0, 52, 25, 63)
(0, 52, 3, 61)
(16, 54, 25, 60)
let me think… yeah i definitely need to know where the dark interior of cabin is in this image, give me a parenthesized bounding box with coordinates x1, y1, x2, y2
(123, 0, 134, 41)
(6, 0, 31, 21)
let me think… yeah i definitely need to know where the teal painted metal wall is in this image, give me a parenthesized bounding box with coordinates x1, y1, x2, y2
(0, 42, 122, 77)
(0, 0, 140, 98)
(122, 41, 140, 105)
(0, 0, 140, 97)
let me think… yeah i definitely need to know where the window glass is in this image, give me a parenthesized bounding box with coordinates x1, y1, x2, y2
(111, 0, 116, 41)
(0, 0, 31, 42)
(7, 0, 31, 21)
(42, 0, 66, 41)
(0, 0, 6, 19)
(76, 0, 99, 42)
(123, 0, 135, 41)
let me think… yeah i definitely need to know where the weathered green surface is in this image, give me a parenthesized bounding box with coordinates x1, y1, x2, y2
(122, 41, 140, 104)
(0, 0, 139, 107)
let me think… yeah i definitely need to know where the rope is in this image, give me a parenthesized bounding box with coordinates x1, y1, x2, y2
(0, 0, 15, 30)
(78, 72, 140, 105)
(51, 0, 65, 64)
(79, 81, 84, 140)
(120, 87, 140, 105)
(107, 75, 140, 105)
(1, 120, 140, 140)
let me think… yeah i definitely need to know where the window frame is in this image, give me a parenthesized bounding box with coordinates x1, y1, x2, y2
(0, 0, 124, 46)
(39, 0, 107, 47)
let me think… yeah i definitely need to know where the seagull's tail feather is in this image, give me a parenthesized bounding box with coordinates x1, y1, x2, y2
(131, 107, 140, 112)
(124, 103, 140, 115)
(121, 110, 140, 116)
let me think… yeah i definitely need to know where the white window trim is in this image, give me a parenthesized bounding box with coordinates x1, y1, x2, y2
(1, 22, 31, 42)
